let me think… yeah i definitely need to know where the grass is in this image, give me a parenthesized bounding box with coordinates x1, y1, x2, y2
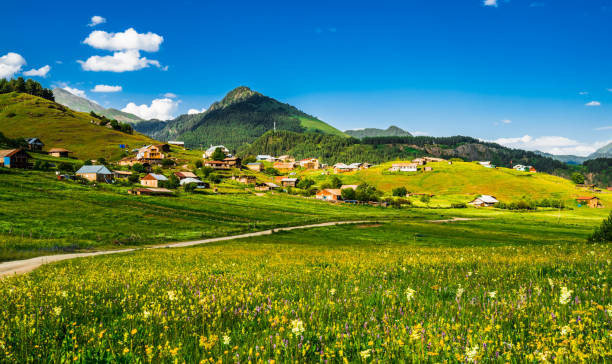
(0, 92, 157, 160)
(0, 218, 609, 362)
(297, 116, 349, 137)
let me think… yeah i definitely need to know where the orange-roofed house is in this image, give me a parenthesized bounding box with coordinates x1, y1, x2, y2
(316, 189, 342, 201)
(576, 196, 600, 208)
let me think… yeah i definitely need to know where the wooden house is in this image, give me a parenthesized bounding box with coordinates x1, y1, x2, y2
(0, 149, 30, 169)
(232, 175, 256, 184)
(316, 189, 342, 201)
(48, 148, 72, 158)
(576, 196, 600, 208)
(280, 178, 298, 187)
(136, 145, 167, 161)
(278, 155, 295, 163)
(246, 163, 263, 172)
(273, 162, 295, 171)
(141, 173, 168, 188)
(174, 171, 198, 180)
(75, 165, 113, 182)
(299, 158, 320, 169)
(204, 160, 231, 170)
(468, 195, 498, 207)
(224, 156, 242, 167)
(25, 138, 44, 151)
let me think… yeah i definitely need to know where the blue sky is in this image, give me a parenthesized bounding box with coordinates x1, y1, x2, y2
(2, 0, 612, 155)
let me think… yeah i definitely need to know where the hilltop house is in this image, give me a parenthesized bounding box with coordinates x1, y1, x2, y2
(47, 148, 72, 158)
(412, 158, 427, 165)
(299, 158, 320, 169)
(167, 141, 185, 147)
(224, 156, 241, 167)
(179, 177, 209, 189)
(246, 162, 263, 172)
(141, 173, 168, 188)
(424, 157, 445, 163)
(316, 189, 342, 201)
(174, 171, 198, 180)
(513, 164, 528, 171)
(468, 195, 498, 207)
(25, 138, 44, 151)
(333, 163, 358, 173)
(0, 149, 30, 169)
(273, 161, 295, 171)
(204, 160, 231, 170)
(204, 145, 230, 158)
(576, 196, 600, 208)
(278, 155, 295, 163)
(232, 175, 256, 184)
(76, 165, 113, 182)
(389, 163, 417, 172)
(137, 144, 167, 161)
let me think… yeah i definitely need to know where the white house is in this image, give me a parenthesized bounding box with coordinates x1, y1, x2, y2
(513, 164, 528, 172)
(204, 145, 230, 158)
(468, 195, 499, 207)
(256, 154, 276, 162)
(478, 161, 493, 168)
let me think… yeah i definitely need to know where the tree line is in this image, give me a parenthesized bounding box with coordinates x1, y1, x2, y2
(0, 77, 54, 102)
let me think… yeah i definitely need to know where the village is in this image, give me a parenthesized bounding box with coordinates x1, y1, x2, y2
(0, 137, 606, 209)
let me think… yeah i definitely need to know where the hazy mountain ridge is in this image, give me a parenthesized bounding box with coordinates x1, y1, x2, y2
(344, 126, 412, 138)
(52, 88, 143, 124)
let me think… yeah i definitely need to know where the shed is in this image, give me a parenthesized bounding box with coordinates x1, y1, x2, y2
(280, 177, 298, 187)
(179, 177, 209, 188)
(141, 173, 168, 188)
(0, 149, 30, 169)
(468, 195, 498, 207)
(174, 171, 198, 180)
(47, 148, 72, 158)
(75, 165, 113, 182)
(25, 138, 44, 151)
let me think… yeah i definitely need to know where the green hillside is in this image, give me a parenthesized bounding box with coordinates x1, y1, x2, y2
(137, 86, 346, 149)
(0, 92, 156, 160)
(53, 88, 143, 124)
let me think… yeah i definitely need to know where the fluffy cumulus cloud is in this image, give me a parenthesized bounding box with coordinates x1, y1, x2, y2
(121, 98, 178, 120)
(78, 50, 162, 72)
(23, 65, 51, 77)
(586, 101, 601, 106)
(83, 28, 163, 52)
(62, 86, 87, 98)
(164, 92, 177, 98)
(91, 84, 122, 93)
(484, 0, 498, 7)
(493, 135, 610, 157)
(187, 108, 207, 115)
(88, 16, 106, 27)
(0, 52, 26, 79)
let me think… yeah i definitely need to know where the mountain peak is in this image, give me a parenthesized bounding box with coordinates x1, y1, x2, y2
(208, 86, 262, 112)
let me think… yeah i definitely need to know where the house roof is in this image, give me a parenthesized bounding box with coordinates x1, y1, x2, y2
(206, 145, 228, 153)
(0, 149, 23, 157)
(247, 162, 262, 165)
(340, 185, 359, 190)
(112, 170, 132, 175)
(48, 148, 71, 153)
(265, 182, 279, 188)
(256, 154, 273, 159)
(76, 165, 112, 175)
(142, 173, 168, 181)
(281, 178, 298, 182)
(179, 177, 204, 185)
(576, 196, 598, 200)
(25, 138, 43, 145)
(393, 162, 417, 167)
(477, 195, 498, 203)
(319, 188, 342, 196)
(205, 160, 229, 165)
(174, 171, 197, 178)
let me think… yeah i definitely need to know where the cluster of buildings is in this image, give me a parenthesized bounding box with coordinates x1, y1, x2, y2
(512, 164, 537, 173)
(388, 157, 446, 172)
(0, 138, 76, 169)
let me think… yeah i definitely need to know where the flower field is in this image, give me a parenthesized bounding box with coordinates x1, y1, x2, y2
(0, 222, 610, 362)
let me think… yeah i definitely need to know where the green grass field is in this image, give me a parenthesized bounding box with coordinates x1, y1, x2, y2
(0, 218, 609, 362)
(0, 92, 156, 160)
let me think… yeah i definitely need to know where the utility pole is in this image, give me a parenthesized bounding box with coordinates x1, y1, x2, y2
(273, 121, 276, 133)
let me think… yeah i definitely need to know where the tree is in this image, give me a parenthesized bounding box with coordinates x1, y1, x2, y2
(128, 174, 139, 184)
(392, 186, 407, 197)
(329, 175, 342, 189)
(571, 172, 585, 185)
(263, 167, 280, 176)
(195, 160, 203, 168)
(97, 157, 107, 165)
(419, 195, 431, 204)
(184, 182, 198, 193)
(161, 159, 175, 168)
(211, 147, 226, 161)
(297, 178, 315, 189)
(589, 211, 612, 242)
(341, 187, 356, 200)
(58, 162, 73, 172)
(355, 183, 380, 202)
(242, 155, 257, 165)
(132, 163, 145, 173)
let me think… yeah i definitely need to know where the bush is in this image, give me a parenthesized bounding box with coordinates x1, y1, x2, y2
(33, 160, 50, 171)
(451, 203, 467, 208)
(571, 172, 585, 185)
(184, 182, 198, 193)
(161, 159, 175, 168)
(355, 183, 381, 202)
(329, 176, 342, 189)
(588, 211, 612, 242)
(132, 163, 146, 173)
(58, 162, 73, 172)
(297, 178, 315, 190)
(263, 167, 280, 176)
(392, 186, 407, 197)
(195, 160, 203, 169)
(128, 174, 139, 184)
(200, 166, 214, 178)
(341, 188, 356, 200)
(419, 195, 431, 204)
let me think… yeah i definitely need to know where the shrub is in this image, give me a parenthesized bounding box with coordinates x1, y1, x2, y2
(297, 178, 315, 190)
(571, 172, 585, 185)
(263, 167, 280, 176)
(161, 159, 175, 168)
(194, 160, 203, 169)
(451, 203, 467, 208)
(184, 182, 198, 193)
(132, 163, 146, 173)
(588, 211, 612, 242)
(58, 162, 73, 172)
(329, 176, 342, 189)
(341, 188, 356, 200)
(392, 186, 407, 197)
(419, 195, 431, 204)
(128, 174, 139, 184)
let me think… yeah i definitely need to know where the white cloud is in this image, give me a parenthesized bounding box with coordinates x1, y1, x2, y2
(88, 16, 106, 27)
(502, 119, 511, 124)
(23, 65, 51, 77)
(586, 101, 601, 106)
(121, 98, 178, 120)
(91, 84, 122, 93)
(0, 52, 26, 79)
(78, 50, 163, 72)
(62, 86, 87, 98)
(579, 91, 588, 95)
(187, 108, 206, 115)
(83, 28, 163, 52)
(595, 126, 612, 131)
(493, 134, 610, 157)
(484, 0, 498, 7)
(164, 92, 177, 98)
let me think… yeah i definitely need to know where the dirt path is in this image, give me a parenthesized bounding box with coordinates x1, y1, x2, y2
(425, 217, 488, 223)
(0, 221, 371, 279)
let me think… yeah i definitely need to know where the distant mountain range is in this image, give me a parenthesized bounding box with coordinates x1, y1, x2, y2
(53, 88, 143, 124)
(535, 142, 612, 164)
(134, 86, 347, 150)
(344, 126, 412, 138)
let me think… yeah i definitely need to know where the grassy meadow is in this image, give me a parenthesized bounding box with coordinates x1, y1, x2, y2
(0, 219, 610, 362)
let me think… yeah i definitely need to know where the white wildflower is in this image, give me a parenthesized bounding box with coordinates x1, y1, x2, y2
(488, 291, 497, 299)
(223, 335, 231, 345)
(456, 285, 465, 300)
(560, 325, 572, 336)
(548, 278, 554, 289)
(143, 310, 151, 319)
(559, 287, 572, 305)
(605, 304, 612, 316)
(405, 288, 416, 301)
(291, 319, 305, 336)
(465, 345, 479, 363)
(330, 288, 336, 296)
(167, 290, 176, 301)
(360, 349, 371, 360)
(52, 306, 62, 316)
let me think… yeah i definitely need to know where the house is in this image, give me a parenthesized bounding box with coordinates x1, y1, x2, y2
(224, 156, 242, 167)
(340, 184, 359, 191)
(204, 145, 230, 158)
(75, 165, 113, 182)
(167, 141, 185, 147)
(136, 145, 167, 161)
(246, 163, 263, 172)
(118, 157, 138, 166)
(0, 149, 30, 169)
(141, 173, 168, 188)
(179, 178, 209, 189)
(174, 171, 198, 180)
(513, 164, 528, 172)
(412, 158, 427, 165)
(529, 166, 537, 173)
(278, 155, 295, 163)
(265, 182, 280, 189)
(424, 157, 445, 163)
(47, 148, 72, 158)
(128, 188, 174, 196)
(299, 158, 320, 169)
(256, 154, 276, 162)
(468, 195, 499, 207)
(478, 161, 493, 168)
(273, 162, 295, 171)
(576, 196, 600, 208)
(232, 175, 256, 184)
(348, 163, 363, 170)
(255, 184, 270, 191)
(25, 138, 44, 151)
(204, 160, 231, 170)
(280, 177, 298, 187)
(389, 163, 417, 172)
(333, 163, 357, 174)
(360, 163, 372, 169)
(316, 189, 342, 201)
(112, 170, 133, 179)
(424, 166, 433, 172)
